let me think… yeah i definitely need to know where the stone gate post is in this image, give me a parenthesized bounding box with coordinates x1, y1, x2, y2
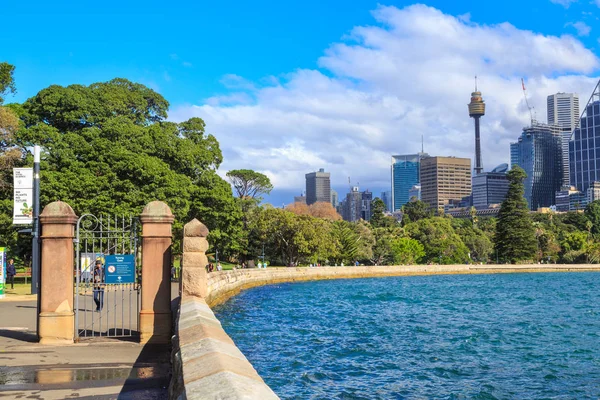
(39, 201, 78, 344)
(182, 219, 209, 298)
(140, 201, 174, 344)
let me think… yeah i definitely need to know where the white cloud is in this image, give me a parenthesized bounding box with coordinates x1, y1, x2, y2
(182, 61, 193, 67)
(170, 4, 600, 195)
(550, 0, 578, 7)
(567, 21, 592, 36)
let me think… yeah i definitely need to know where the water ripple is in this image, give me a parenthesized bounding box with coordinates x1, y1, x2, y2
(214, 273, 600, 399)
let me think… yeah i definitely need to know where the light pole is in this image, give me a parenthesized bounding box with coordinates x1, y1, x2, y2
(31, 145, 41, 338)
(215, 248, 219, 265)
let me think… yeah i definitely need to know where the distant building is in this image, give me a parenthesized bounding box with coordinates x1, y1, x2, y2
(293, 194, 306, 204)
(305, 168, 331, 205)
(331, 189, 339, 209)
(380, 191, 392, 212)
(555, 186, 586, 212)
(420, 156, 471, 209)
(341, 187, 362, 222)
(548, 92, 579, 186)
(587, 181, 600, 205)
(391, 153, 428, 212)
(361, 190, 373, 221)
(472, 164, 509, 209)
(408, 185, 421, 202)
(569, 81, 600, 193)
(511, 123, 563, 210)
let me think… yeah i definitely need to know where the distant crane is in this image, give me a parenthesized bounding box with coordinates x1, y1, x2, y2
(521, 78, 535, 125)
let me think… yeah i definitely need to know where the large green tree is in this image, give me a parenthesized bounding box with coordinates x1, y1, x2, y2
(405, 217, 469, 264)
(585, 200, 600, 236)
(6, 78, 243, 257)
(494, 166, 537, 263)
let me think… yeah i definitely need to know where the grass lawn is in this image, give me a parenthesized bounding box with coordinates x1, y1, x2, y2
(3, 282, 36, 297)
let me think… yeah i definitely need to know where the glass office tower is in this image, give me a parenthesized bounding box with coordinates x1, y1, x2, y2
(391, 153, 428, 211)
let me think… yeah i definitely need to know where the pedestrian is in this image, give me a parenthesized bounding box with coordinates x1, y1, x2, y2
(93, 259, 105, 312)
(217, 262, 222, 271)
(257, 261, 262, 269)
(6, 259, 16, 289)
(170, 264, 176, 281)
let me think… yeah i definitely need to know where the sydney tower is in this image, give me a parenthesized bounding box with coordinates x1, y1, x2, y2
(468, 84, 486, 175)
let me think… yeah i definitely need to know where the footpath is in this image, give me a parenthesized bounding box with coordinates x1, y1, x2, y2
(0, 283, 178, 400)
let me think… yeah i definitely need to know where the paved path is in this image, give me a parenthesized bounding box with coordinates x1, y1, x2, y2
(0, 282, 179, 399)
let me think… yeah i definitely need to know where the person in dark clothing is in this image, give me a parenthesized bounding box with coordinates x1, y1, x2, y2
(6, 259, 16, 289)
(93, 260, 105, 312)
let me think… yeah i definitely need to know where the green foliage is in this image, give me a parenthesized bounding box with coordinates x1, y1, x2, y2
(226, 169, 273, 201)
(0, 62, 16, 104)
(2, 78, 242, 259)
(370, 226, 403, 265)
(369, 198, 397, 228)
(495, 166, 537, 263)
(452, 219, 493, 262)
(405, 217, 470, 264)
(402, 200, 432, 225)
(585, 200, 600, 236)
(390, 237, 424, 264)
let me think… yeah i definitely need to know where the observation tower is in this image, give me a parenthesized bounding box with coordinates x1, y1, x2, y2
(468, 79, 486, 175)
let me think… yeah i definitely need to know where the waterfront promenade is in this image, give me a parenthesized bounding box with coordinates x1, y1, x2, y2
(0, 282, 179, 399)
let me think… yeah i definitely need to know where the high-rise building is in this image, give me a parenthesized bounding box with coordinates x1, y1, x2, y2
(391, 153, 428, 211)
(555, 186, 586, 212)
(361, 190, 373, 221)
(587, 181, 600, 204)
(305, 168, 331, 205)
(408, 185, 421, 201)
(331, 190, 339, 209)
(420, 156, 472, 209)
(293, 194, 306, 204)
(548, 93, 580, 186)
(468, 85, 486, 175)
(511, 123, 563, 210)
(380, 191, 392, 212)
(472, 164, 509, 209)
(341, 187, 362, 222)
(569, 81, 600, 193)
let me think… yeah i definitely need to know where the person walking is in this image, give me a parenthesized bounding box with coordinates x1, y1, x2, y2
(6, 259, 16, 290)
(93, 259, 105, 312)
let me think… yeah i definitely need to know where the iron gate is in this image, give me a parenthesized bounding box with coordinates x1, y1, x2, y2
(74, 214, 140, 341)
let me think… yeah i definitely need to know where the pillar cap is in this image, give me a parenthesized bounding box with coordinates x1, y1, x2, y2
(184, 219, 209, 237)
(40, 201, 78, 225)
(140, 201, 175, 224)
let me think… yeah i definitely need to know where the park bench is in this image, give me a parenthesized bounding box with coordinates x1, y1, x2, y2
(14, 267, 32, 284)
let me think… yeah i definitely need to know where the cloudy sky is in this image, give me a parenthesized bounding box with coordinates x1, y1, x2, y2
(5, 0, 600, 205)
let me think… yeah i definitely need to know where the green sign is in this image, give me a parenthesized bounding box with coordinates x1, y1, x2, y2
(0, 247, 5, 298)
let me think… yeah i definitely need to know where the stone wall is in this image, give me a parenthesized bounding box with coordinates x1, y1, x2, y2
(204, 264, 600, 307)
(173, 219, 600, 400)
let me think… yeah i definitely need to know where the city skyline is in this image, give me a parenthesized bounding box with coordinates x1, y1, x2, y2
(3, 2, 600, 207)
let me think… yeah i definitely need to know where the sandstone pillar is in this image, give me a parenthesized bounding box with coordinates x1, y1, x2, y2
(182, 219, 209, 298)
(39, 201, 78, 345)
(140, 201, 174, 344)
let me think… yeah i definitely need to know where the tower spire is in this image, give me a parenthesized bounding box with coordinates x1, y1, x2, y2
(468, 83, 486, 175)
(475, 75, 478, 92)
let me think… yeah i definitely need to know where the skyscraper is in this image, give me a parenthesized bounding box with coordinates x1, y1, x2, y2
(511, 123, 563, 210)
(420, 156, 471, 209)
(391, 153, 428, 211)
(468, 85, 486, 175)
(548, 93, 580, 186)
(472, 164, 509, 209)
(569, 80, 600, 193)
(361, 190, 373, 221)
(331, 189, 339, 209)
(380, 191, 392, 212)
(305, 168, 331, 205)
(341, 187, 362, 222)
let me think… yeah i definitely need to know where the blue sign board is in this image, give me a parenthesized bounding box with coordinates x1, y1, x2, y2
(104, 254, 135, 284)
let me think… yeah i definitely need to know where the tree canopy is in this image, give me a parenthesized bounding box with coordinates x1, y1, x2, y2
(226, 169, 273, 200)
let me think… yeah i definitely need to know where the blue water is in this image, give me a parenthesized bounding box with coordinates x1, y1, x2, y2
(214, 273, 600, 399)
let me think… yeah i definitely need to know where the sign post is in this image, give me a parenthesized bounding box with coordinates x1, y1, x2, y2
(13, 168, 33, 225)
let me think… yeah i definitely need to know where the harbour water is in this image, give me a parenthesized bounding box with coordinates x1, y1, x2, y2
(214, 272, 600, 399)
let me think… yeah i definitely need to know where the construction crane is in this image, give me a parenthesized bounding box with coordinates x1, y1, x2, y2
(521, 78, 535, 125)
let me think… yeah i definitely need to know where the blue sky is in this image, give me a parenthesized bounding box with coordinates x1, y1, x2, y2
(4, 0, 600, 205)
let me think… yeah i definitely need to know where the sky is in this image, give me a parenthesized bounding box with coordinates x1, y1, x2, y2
(4, 0, 600, 206)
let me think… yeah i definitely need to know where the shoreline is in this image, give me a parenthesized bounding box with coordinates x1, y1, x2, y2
(205, 264, 600, 308)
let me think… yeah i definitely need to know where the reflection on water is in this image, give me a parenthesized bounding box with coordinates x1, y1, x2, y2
(0, 366, 158, 385)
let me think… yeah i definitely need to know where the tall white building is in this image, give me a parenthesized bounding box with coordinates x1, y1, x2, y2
(547, 93, 580, 186)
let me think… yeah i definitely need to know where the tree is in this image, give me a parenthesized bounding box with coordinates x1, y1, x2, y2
(226, 169, 273, 203)
(308, 202, 342, 221)
(494, 166, 537, 263)
(0, 62, 16, 104)
(402, 199, 432, 225)
(585, 200, 600, 236)
(370, 226, 402, 265)
(390, 237, 424, 265)
(370, 198, 386, 227)
(405, 217, 470, 264)
(7, 78, 242, 258)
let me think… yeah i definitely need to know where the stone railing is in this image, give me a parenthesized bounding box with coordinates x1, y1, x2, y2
(171, 220, 600, 399)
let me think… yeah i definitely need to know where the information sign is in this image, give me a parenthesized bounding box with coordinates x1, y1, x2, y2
(13, 168, 33, 225)
(104, 254, 135, 284)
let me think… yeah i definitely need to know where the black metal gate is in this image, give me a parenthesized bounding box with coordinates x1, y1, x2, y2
(74, 214, 140, 341)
